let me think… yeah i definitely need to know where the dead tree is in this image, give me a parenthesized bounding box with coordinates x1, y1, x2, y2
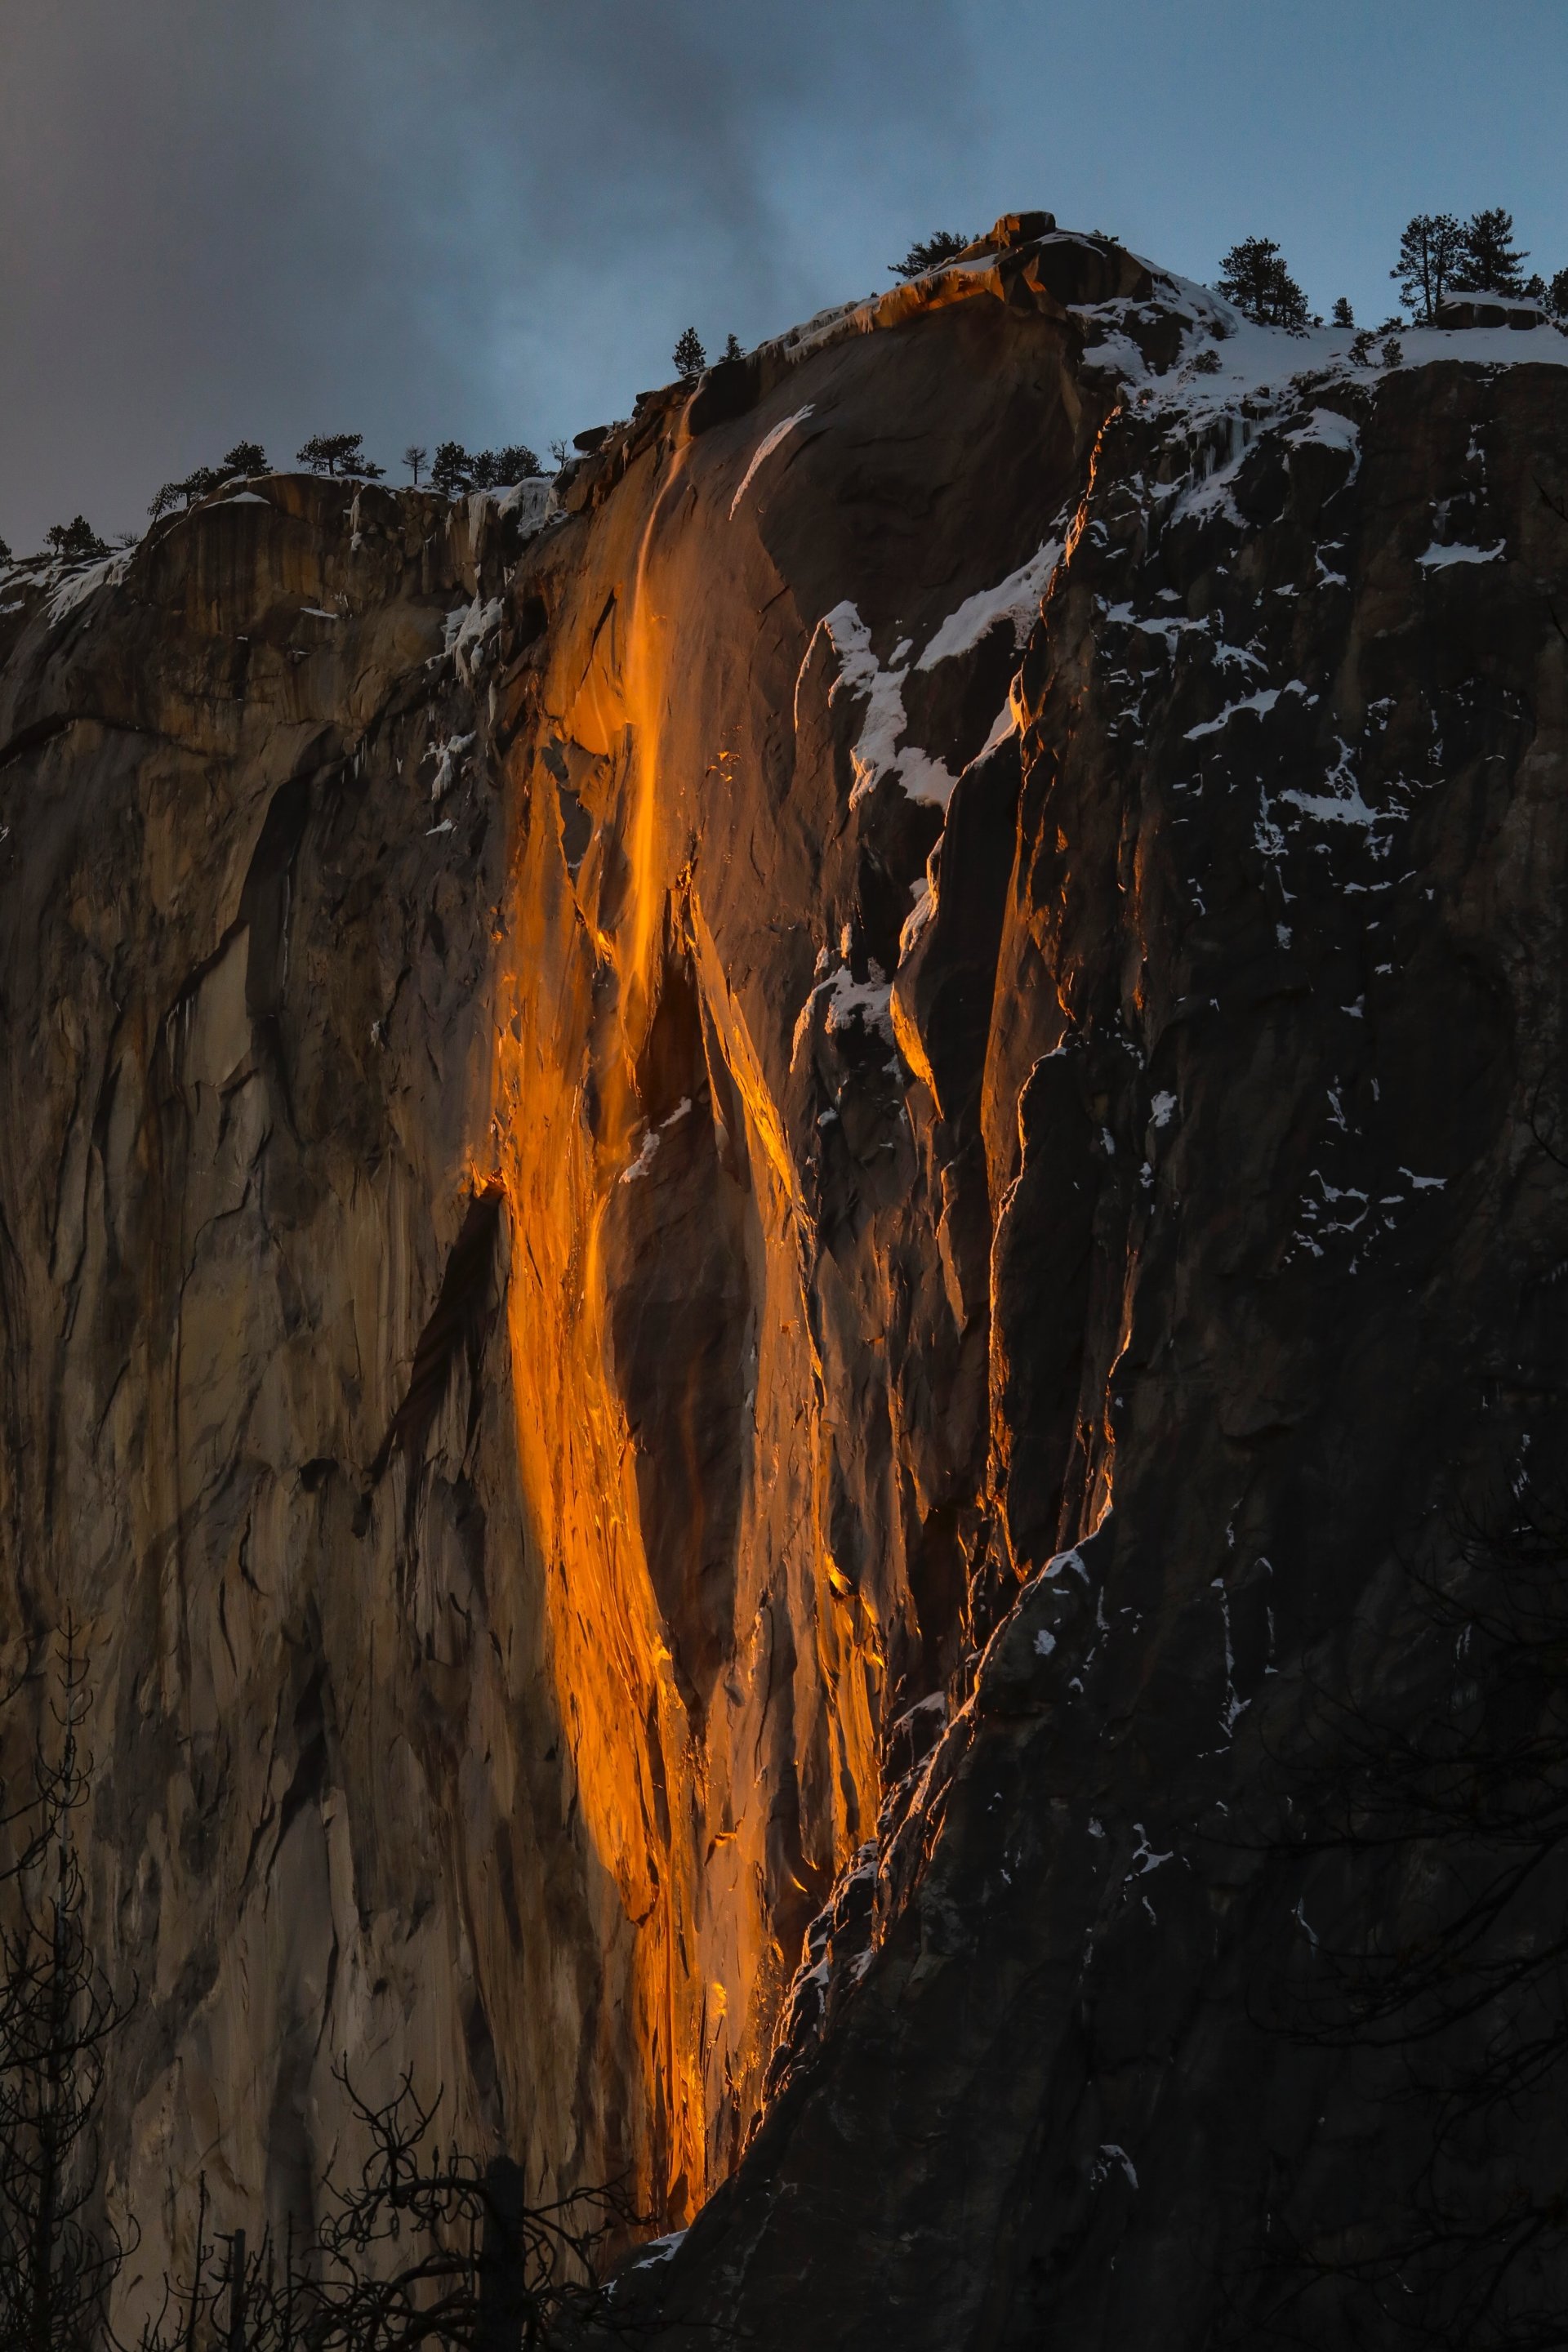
(145, 2065, 635, 2352)
(0, 1619, 131, 2352)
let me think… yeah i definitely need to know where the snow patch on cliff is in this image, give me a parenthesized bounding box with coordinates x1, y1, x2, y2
(1077, 274, 1568, 479)
(425, 731, 475, 803)
(790, 962, 897, 1071)
(1281, 737, 1382, 828)
(918, 537, 1062, 668)
(898, 872, 937, 960)
(1419, 539, 1506, 568)
(44, 550, 133, 627)
(1285, 406, 1361, 452)
(730, 405, 814, 519)
(804, 600, 960, 812)
(445, 595, 505, 686)
(621, 2230, 688, 2277)
(491, 475, 559, 533)
(1185, 687, 1282, 740)
(619, 1098, 693, 1183)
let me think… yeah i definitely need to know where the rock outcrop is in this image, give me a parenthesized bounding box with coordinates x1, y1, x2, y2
(2, 220, 1567, 2344)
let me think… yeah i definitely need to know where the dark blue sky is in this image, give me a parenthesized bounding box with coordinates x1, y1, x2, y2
(4, 0, 1566, 549)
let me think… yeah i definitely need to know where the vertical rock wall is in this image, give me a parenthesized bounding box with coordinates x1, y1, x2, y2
(0, 228, 1132, 2275)
(483, 252, 1121, 2203)
(608, 277, 1568, 2348)
(3, 223, 1568, 2343)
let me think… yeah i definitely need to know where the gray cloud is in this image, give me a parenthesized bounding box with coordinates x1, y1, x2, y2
(6, 1, 1566, 550)
(0, 0, 977, 546)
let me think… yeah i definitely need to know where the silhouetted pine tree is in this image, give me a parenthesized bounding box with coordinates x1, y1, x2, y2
(296, 434, 384, 479)
(1392, 213, 1464, 322)
(430, 442, 474, 498)
(42, 519, 109, 564)
(889, 229, 973, 278)
(671, 327, 706, 378)
(467, 446, 543, 489)
(1216, 237, 1309, 329)
(1454, 207, 1530, 297)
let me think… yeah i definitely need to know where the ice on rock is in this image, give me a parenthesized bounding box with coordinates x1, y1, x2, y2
(426, 731, 475, 804)
(446, 596, 505, 686)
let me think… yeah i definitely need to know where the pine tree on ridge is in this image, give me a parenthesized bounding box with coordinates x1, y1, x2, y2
(1392, 213, 1464, 323)
(890, 229, 974, 278)
(1216, 237, 1308, 329)
(672, 327, 706, 378)
(1454, 207, 1529, 297)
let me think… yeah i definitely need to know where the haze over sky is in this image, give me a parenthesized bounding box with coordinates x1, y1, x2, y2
(3, 0, 1566, 550)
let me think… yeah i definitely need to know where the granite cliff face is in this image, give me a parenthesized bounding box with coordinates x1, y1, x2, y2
(2, 216, 1568, 2344)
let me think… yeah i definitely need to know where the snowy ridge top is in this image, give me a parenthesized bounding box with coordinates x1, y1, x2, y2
(1090, 265, 1568, 419)
(737, 227, 1568, 429)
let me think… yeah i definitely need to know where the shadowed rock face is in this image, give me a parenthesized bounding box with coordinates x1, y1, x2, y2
(2, 226, 1568, 2342)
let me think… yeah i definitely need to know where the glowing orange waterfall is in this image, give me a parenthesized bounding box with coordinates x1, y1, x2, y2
(482, 404, 898, 2216)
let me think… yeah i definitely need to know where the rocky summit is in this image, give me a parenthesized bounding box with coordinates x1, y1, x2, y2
(3, 215, 1568, 2346)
